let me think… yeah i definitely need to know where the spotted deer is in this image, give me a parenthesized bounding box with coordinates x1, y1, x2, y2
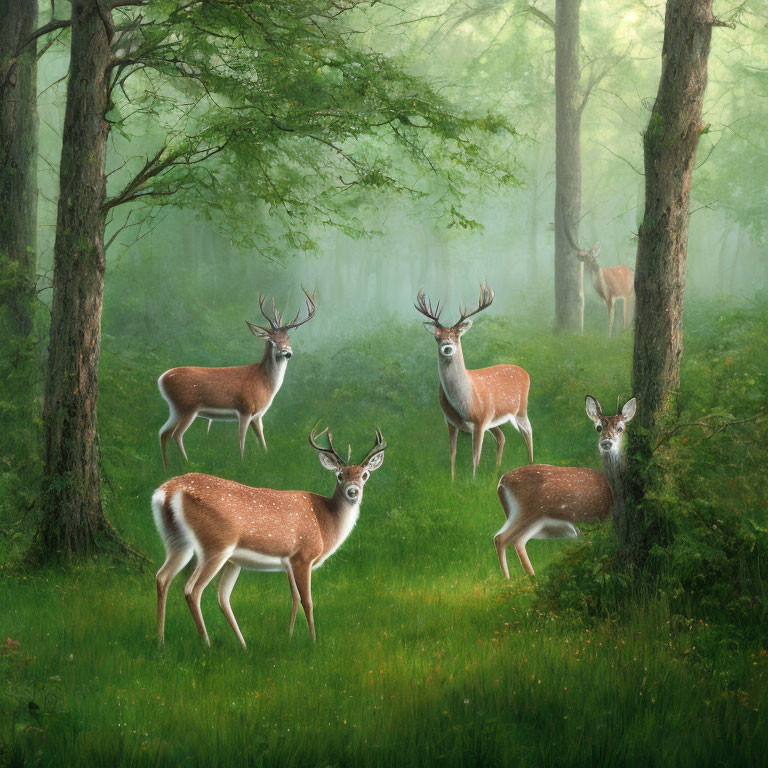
(415, 283, 533, 478)
(568, 234, 635, 337)
(158, 289, 315, 470)
(152, 426, 386, 647)
(494, 395, 636, 577)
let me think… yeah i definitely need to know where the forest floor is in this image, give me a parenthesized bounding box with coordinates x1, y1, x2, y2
(1, 300, 767, 767)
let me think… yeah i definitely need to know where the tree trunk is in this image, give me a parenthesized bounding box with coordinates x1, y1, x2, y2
(528, 173, 539, 285)
(34, 0, 114, 559)
(0, 0, 38, 337)
(627, 0, 715, 562)
(553, 0, 584, 332)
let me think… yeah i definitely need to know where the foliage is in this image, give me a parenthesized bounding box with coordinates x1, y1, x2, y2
(100, 0, 518, 258)
(0, 266, 44, 566)
(537, 299, 768, 647)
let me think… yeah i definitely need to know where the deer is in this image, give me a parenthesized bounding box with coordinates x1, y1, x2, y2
(158, 288, 316, 470)
(414, 282, 533, 479)
(493, 395, 636, 578)
(152, 426, 386, 647)
(567, 231, 635, 337)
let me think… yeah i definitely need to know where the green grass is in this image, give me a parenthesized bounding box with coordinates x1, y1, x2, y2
(2, 308, 767, 767)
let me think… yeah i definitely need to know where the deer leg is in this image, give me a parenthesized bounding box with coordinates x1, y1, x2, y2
(491, 427, 505, 468)
(237, 413, 251, 458)
(622, 295, 631, 330)
(471, 425, 486, 479)
(217, 561, 246, 648)
(494, 515, 527, 580)
(159, 412, 178, 471)
(447, 421, 458, 481)
(607, 300, 615, 338)
(206, 419, 213, 435)
(494, 529, 512, 580)
(250, 416, 267, 450)
(172, 411, 197, 464)
(516, 414, 534, 464)
(514, 537, 536, 577)
(290, 558, 316, 642)
(578, 261, 585, 335)
(185, 548, 233, 646)
(286, 562, 300, 638)
(156, 545, 194, 644)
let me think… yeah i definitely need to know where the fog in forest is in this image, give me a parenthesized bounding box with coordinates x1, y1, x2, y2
(30, 1, 767, 348)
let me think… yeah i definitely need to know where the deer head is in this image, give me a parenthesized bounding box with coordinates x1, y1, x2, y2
(309, 426, 386, 503)
(415, 282, 494, 359)
(564, 226, 601, 270)
(246, 287, 316, 359)
(585, 395, 636, 457)
(575, 242, 601, 269)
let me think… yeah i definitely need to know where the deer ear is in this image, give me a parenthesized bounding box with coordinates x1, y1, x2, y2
(317, 451, 341, 472)
(621, 397, 637, 423)
(423, 321, 438, 335)
(585, 395, 602, 423)
(456, 319, 473, 335)
(363, 450, 385, 473)
(592, 242, 601, 256)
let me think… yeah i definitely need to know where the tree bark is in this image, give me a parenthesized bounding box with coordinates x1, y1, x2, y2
(553, 0, 584, 332)
(0, 0, 38, 337)
(627, 0, 715, 561)
(34, 0, 114, 559)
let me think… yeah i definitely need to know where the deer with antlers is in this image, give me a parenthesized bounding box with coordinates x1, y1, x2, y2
(158, 289, 316, 470)
(152, 426, 386, 647)
(415, 283, 533, 479)
(567, 232, 635, 337)
(493, 395, 636, 577)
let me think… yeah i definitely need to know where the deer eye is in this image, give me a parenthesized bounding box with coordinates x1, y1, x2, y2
(336, 471, 343, 482)
(361, 470, 370, 482)
(596, 424, 602, 433)
(617, 424, 624, 433)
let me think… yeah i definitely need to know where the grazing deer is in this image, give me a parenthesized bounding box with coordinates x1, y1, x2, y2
(158, 289, 316, 470)
(152, 426, 386, 647)
(415, 283, 533, 479)
(494, 395, 636, 577)
(568, 234, 635, 337)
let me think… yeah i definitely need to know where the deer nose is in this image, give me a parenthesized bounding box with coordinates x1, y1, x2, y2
(282, 349, 292, 359)
(599, 439, 614, 450)
(345, 485, 360, 500)
(440, 344, 456, 357)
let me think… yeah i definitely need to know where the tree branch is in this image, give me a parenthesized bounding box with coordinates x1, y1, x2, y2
(525, 4, 554, 30)
(13, 19, 71, 59)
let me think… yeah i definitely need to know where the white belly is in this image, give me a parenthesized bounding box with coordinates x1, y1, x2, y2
(229, 548, 286, 572)
(197, 407, 240, 422)
(531, 517, 580, 540)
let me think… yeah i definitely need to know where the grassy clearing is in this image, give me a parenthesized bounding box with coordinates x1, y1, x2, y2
(2, 304, 767, 766)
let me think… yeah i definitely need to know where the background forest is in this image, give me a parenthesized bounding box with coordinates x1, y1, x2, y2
(1, 1, 767, 766)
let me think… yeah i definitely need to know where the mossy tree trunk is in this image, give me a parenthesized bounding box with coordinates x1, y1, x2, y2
(627, 0, 717, 563)
(34, 0, 115, 559)
(553, 0, 584, 333)
(0, 0, 38, 338)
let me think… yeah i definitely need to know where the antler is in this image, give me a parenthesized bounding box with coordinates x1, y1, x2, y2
(252, 287, 316, 334)
(308, 425, 346, 466)
(257, 294, 281, 330)
(456, 281, 494, 325)
(564, 227, 599, 260)
(563, 226, 586, 255)
(360, 428, 386, 466)
(281, 287, 316, 332)
(414, 290, 444, 327)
